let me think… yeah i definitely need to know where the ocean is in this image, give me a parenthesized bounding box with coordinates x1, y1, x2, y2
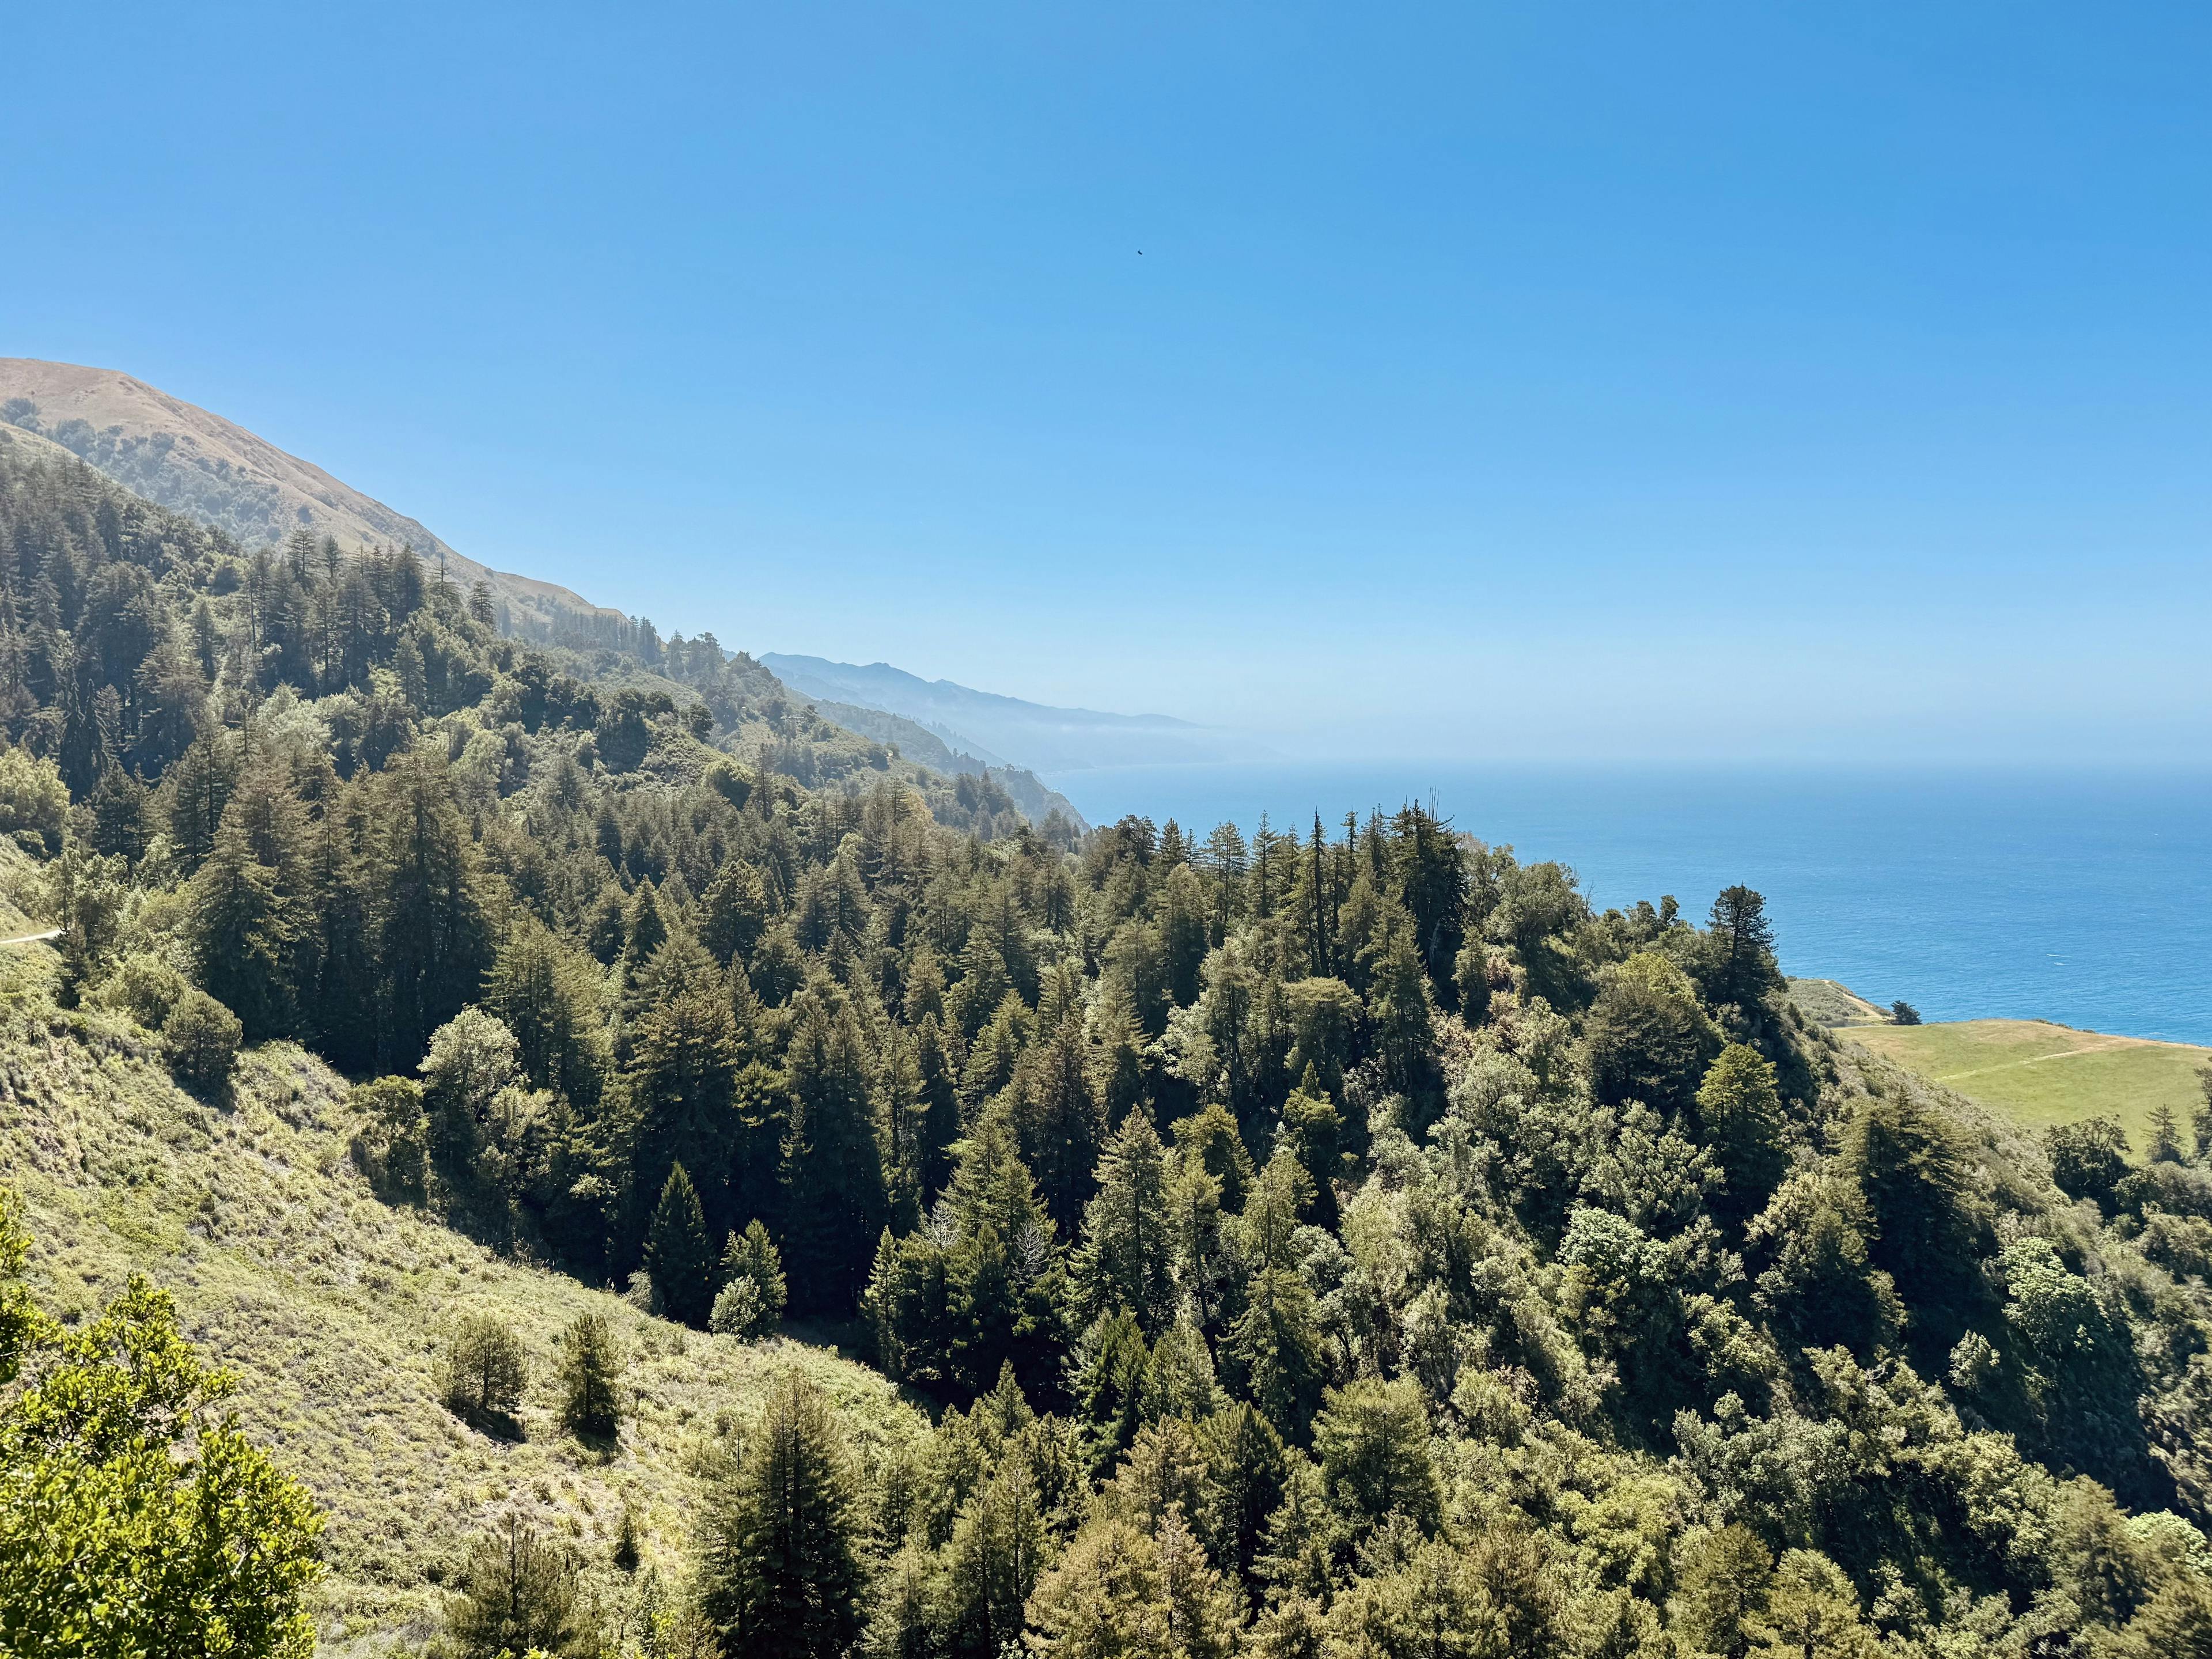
(1043, 763, 2212, 1046)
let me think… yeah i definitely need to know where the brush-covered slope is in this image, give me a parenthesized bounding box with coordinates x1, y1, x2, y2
(0, 883, 924, 1653)
(0, 358, 622, 642)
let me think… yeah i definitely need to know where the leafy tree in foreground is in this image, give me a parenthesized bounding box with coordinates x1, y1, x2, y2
(0, 1188, 324, 1657)
(695, 1370, 866, 1659)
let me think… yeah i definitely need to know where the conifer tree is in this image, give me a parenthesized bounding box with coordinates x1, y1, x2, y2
(1072, 1112, 1176, 1334)
(187, 813, 291, 1039)
(439, 1313, 528, 1421)
(1695, 1044, 1788, 1219)
(557, 1312, 623, 1441)
(647, 1164, 715, 1328)
(1013, 1018, 1105, 1232)
(699, 858, 768, 966)
(714, 1219, 788, 1339)
(1226, 1264, 1325, 1444)
(695, 1372, 866, 1659)
(933, 1461, 1051, 1658)
(446, 1516, 586, 1658)
(781, 991, 890, 1314)
(628, 982, 741, 1226)
(912, 1012, 962, 1204)
(487, 914, 610, 1107)
(371, 752, 492, 1067)
(1072, 1308, 1152, 1474)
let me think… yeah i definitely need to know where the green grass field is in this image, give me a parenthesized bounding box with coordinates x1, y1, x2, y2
(1848, 1018, 2210, 1152)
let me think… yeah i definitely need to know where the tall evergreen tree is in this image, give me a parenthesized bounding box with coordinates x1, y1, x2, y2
(370, 752, 492, 1067)
(647, 1163, 715, 1328)
(781, 991, 890, 1315)
(1071, 1112, 1175, 1335)
(695, 1372, 866, 1659)
(187, 813, 291, 1039)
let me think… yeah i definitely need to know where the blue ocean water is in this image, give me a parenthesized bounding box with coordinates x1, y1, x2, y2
(1044, 764, 2212, 1046)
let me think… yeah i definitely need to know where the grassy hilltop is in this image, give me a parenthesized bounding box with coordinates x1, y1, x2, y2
(1789, 979, 2210, 1153)
(1852, 1019, 2210, 1153)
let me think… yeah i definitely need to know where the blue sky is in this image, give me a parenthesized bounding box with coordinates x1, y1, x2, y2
(7, 3, 2209, 760)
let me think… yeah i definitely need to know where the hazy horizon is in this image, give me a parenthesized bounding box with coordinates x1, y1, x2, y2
(10, 4, 2211, 763)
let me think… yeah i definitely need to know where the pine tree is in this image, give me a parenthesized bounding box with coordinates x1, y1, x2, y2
(714, 1219, 788, 1339)
(933, 1461, 1051, 1658)
(647, 1164, 715, 1328)
(781, 991, 890, 1315)
(698, 859, 768, 965)
(446, 1516, 585, 1659)
(628, 983, 741, 1227)
(187, 813, 292, 1040)
(695, 1372, 866, 1659)
(1071, 1309, 1151, 1475)
(439, 1313, 528, 1421)
(370, 752, 492, 1067)
(1071, 1113, 1176, 1334)
(1226, 1266, 1325, 1443)
(557, 1312, 623, 1441)
(487, 914, 611, 1107)
(912, 1013, 962, 1205)
(1012, 1018, 1105, 1232)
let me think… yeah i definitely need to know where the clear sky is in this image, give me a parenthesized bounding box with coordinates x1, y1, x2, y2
(7, 3, 2209, 762)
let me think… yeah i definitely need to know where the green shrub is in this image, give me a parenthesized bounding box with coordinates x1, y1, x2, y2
(349, 1076, 429, 1202)
(92, 952, 191, 1031)
(162, 987, 242, 1095)
(0, 747, 67, 855)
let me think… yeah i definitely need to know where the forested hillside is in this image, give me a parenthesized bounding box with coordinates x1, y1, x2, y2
(6, 431, 2212, 1657)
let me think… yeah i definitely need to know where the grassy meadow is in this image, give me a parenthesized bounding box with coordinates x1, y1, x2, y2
(1847, 1018, 2209, 1152)
(0, 866, 925, 1653)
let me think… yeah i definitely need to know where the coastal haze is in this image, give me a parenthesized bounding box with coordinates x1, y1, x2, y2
(3, 360, 2197, 1045)
(10, 9, 2212, 1654)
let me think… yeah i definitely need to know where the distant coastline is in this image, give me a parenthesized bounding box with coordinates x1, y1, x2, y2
(1047, 760, 2212, 1046)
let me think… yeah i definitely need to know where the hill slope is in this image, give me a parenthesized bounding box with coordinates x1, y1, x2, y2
(797, 694, 1088, 830)
(1850, 1017, 2210, 1152)
(0, 900, 924, 1653)
(0, 358, 624, 642)
(763, 652, 1270, 774)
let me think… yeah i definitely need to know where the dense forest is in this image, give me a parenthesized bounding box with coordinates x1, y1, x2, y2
(6, 434, 2212, 1658)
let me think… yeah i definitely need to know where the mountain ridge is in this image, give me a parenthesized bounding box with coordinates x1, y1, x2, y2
(0, 358, 625, 642)
(763, 651, 1272, 774)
